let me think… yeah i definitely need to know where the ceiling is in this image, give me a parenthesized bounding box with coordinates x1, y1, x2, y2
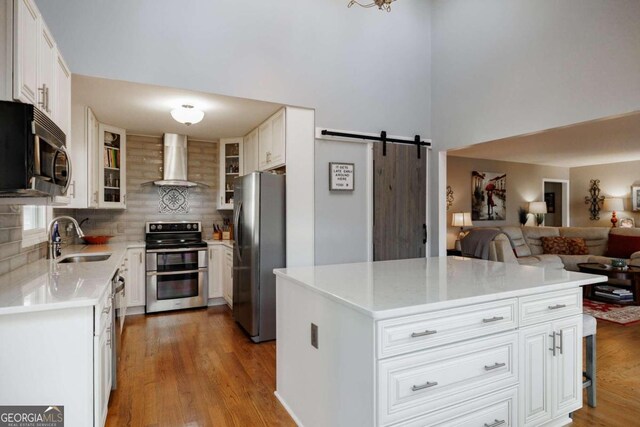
(73, 75, 285, 140)
(448, 111, 640, 168)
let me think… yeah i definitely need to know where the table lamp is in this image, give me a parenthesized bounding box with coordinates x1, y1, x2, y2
(602, 198, 624, 227)
(452, 212, 473, 240)
(529, 201, 547, 226)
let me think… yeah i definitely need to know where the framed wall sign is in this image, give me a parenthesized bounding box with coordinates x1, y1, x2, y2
(329, 162, 354, 191)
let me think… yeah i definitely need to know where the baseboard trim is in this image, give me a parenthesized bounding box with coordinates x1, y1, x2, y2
(207, 297, 227, 307)
(127, 306, 145, 316)
(274, 391, 304, 427)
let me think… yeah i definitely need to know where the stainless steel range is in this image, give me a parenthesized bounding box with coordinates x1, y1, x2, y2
(145, 221, 208, 313)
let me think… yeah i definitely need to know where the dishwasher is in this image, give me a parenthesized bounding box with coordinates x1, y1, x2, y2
(111, 269, 126, 389)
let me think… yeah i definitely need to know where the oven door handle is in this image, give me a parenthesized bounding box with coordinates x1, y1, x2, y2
(146, 269, 207, 276)
(146, 247, 207, 254)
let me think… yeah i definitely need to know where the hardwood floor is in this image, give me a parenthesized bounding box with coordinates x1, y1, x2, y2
(106, 306, 295, 427)
(572, 319, 640, 426)
(108, 306, 640, 427)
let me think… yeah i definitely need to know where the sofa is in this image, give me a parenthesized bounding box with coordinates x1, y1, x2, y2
(487, 226, 640, 271)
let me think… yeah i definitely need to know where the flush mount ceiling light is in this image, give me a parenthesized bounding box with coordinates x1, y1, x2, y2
(170, 104, 204, 126)
(348, 0, 396, 12)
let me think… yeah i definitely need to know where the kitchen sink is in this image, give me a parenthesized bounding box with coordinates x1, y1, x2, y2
(57, 253, 112, 263)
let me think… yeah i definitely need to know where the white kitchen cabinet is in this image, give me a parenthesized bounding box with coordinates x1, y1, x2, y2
(125, 248, 146, 308)
(37, 19, 55, 118)
(6, 0, 73, 139)
(98, 123, 127, 209)
(218, 138, 243, 211)
(258, 108, 285, 171)
(53, 50, 71, 136)
(243, 128, 259, 174)
(223, 246, 233, 307)
(208, 245, 224, 299)
(12, 0, 39, 105)
(67, 106, 98, 208)
(519, 315, 582, 427)
(94, 288, 113, 427)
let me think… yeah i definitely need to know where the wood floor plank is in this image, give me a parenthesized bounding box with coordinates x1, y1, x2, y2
(107, 306, 294, 427)
(107, 305, 640, 426)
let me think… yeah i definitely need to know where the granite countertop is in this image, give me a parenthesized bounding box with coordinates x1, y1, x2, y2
(274, 257, 607, 319)
(0, 241, 144, 316)
(206, 240, 234, 249)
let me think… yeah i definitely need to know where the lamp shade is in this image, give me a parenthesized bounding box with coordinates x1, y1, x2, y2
(528, 201, 548, 214)
(602, 198, 624, 212)
(452, 212, 473, 227)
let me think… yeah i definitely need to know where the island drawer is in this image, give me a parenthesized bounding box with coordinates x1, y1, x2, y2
(377, 299, 517, 358)
(389, 386, 517, 427)
(518, 288, 582, 326)
(378, 332, 518, 426)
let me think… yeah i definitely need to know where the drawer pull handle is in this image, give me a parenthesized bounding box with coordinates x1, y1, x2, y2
(549, 333, 557, 356)
(482, 316, 504, 323)
(410, 330, 437, 338)
(411, 381, 438, 392)
(484, 420, 506, 427)
(548, 304, 566, 310)
(484, 362, 506, 371)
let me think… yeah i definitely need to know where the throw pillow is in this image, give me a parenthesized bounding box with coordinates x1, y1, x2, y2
(541, 236, 569, 255)
(606, 234, 640, 259)
(566, 237, 589, 255)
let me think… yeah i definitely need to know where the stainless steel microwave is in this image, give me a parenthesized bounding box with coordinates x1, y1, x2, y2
(0, 101, 71, 197)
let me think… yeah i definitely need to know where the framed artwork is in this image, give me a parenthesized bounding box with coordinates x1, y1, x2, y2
(329, 162, 354, 191)
(544, 192, 556, 214)
(471, 171, 506, 221)
(633, 186, 640, 211)
(620, 217, 635, 228)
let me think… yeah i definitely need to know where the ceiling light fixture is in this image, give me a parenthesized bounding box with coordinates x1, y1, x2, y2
(170, 104, 204, 126)
(348, 0, 396, 12)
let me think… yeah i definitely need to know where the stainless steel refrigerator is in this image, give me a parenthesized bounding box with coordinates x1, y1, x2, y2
(233, 172, 285, 342)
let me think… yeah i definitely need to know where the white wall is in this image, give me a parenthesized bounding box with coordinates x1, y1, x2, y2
(432, 0, 640, 254)
(36, 0, 432, 136)
(315, 139, 370, 265)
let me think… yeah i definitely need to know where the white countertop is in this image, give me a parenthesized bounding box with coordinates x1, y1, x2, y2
(0, 242, 144, 316)
(206, 240, 234, 249)
(274, 256, 607, 319)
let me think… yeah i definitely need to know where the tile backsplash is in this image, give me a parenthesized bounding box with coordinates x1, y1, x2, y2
(55, 134, 227, 243)
(0, 205, 47, 276)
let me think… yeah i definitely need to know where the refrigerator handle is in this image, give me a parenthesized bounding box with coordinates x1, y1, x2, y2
(234, 201, 243, 262)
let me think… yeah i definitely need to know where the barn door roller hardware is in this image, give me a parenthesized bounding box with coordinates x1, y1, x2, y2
(320, 129, 431, 158)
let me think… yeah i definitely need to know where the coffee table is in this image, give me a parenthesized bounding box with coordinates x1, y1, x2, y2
(578, 262, 640, 305)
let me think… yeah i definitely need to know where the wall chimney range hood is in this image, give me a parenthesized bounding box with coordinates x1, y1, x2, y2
(146, 134, 207, 188)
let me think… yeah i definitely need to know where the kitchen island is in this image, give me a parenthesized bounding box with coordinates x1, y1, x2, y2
(274, 256, 606, 427)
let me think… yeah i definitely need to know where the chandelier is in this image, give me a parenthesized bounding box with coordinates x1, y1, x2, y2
(348, 0, 396, 12)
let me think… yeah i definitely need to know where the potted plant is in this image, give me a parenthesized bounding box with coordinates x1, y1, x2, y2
(518, 207, 528, 227)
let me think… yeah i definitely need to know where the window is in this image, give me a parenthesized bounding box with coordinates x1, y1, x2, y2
(22, 205, 50, 248)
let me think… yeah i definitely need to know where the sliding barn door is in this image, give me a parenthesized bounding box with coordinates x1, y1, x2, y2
(373, 143, 427, 261)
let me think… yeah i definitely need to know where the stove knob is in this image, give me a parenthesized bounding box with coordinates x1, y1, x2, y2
(157, 224, 163, 230)
(150, 225, 156, 231)
(193, 223, 198, 230)
(186, 224, 191, 230)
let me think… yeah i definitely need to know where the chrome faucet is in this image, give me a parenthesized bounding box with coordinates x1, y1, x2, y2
(47, 216, 85, 260)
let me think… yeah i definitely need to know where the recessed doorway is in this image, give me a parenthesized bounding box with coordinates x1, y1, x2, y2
(542, 179, 570, 226)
